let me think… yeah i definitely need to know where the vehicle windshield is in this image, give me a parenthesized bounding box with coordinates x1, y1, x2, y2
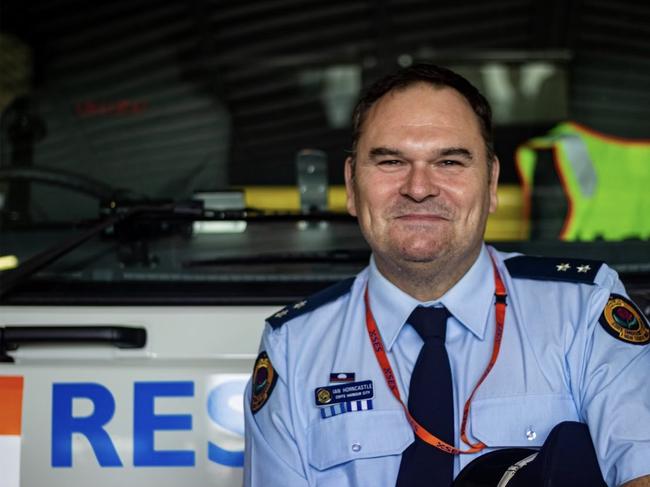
(1, 1, 649, 305)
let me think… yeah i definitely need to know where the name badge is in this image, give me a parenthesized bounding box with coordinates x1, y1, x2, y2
(314, 380, 374, 406)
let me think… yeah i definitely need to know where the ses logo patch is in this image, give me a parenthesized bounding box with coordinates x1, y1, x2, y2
(51, 378, 247, 468)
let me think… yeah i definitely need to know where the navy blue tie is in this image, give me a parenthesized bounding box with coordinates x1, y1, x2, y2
(396, 306, 454, 487)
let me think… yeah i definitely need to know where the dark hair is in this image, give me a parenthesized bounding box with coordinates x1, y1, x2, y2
(350, 63, 495, 164)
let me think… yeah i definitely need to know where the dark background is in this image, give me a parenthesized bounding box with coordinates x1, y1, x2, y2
(1, 0, 649, 193)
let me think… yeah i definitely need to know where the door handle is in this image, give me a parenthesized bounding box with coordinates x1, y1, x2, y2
(0, 325, 146, 362)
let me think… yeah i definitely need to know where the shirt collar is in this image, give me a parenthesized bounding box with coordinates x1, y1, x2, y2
(366, 245, 495, 350)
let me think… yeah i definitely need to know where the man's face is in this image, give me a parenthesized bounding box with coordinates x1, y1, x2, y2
(345, 83, 499, 276)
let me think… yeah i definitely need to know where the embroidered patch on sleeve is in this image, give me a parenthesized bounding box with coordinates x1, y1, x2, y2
(251, 351, 278, 414)
(599, 294, 650, 345)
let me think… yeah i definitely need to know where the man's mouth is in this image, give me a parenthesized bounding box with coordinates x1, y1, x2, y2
(395, 213, 449, 222)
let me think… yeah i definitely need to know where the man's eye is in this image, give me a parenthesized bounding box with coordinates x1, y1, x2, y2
(378, 160, 403, 166)
(439, 159, 464, 167)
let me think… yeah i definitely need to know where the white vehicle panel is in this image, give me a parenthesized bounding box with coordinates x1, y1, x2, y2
(0, 305, 272, 487)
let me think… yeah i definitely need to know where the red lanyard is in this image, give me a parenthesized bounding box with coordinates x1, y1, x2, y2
(364, 254, 507, 455)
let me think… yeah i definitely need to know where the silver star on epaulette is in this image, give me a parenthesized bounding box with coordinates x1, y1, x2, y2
(577, 265, 591, 273)
(275, 309, 289, 318)
(556, 263, 571, 272)
(293, 300, 307, 309)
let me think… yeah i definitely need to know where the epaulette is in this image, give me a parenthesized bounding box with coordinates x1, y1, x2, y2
(266, 277, 355, 329)
(505, 255, 603, 284)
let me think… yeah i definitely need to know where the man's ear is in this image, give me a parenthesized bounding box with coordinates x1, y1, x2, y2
(489, 157, 500, 214)
(344, 156, 357, 217)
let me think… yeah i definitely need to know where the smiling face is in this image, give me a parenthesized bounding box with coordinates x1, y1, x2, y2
(345, 83, 499, 298)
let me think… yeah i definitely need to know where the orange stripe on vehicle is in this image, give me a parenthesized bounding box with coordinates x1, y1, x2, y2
(0, 377, 24, 435)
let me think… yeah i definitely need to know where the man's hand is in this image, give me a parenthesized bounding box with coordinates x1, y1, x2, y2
(621, 475, 650, 487)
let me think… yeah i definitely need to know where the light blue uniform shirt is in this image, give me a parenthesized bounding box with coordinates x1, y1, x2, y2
(244, 245, 650, 486)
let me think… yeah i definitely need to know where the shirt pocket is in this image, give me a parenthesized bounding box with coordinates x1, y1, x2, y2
(470, 394, 579, 448)
(307, 409, 413, 471)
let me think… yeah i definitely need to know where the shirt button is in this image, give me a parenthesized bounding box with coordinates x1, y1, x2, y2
(351, 443, 362, 453)
(525, 427, 537, 441)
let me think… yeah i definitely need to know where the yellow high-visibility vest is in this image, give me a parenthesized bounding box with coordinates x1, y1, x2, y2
(516, 122, 650, 241)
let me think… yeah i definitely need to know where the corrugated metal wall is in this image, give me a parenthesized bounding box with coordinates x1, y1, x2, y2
(570, 0, 650, 138)
(21, 0, 230, 202)
(1, 0, 648, 205)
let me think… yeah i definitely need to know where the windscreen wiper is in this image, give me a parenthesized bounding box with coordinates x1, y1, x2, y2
(117, 206, 356, 223)
(0, 211, 129, 299)
(184, 249, 370, 267)
(0, 203, 201, 299)
(0, 201, 357, 298)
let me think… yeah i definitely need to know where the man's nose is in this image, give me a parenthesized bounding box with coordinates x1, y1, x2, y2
(400, 163, 440, 201)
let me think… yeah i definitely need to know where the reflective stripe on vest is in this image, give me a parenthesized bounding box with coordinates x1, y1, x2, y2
(553, 134, 597, 198)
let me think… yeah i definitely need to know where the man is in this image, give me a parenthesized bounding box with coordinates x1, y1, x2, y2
(244, 64, 650, 487)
